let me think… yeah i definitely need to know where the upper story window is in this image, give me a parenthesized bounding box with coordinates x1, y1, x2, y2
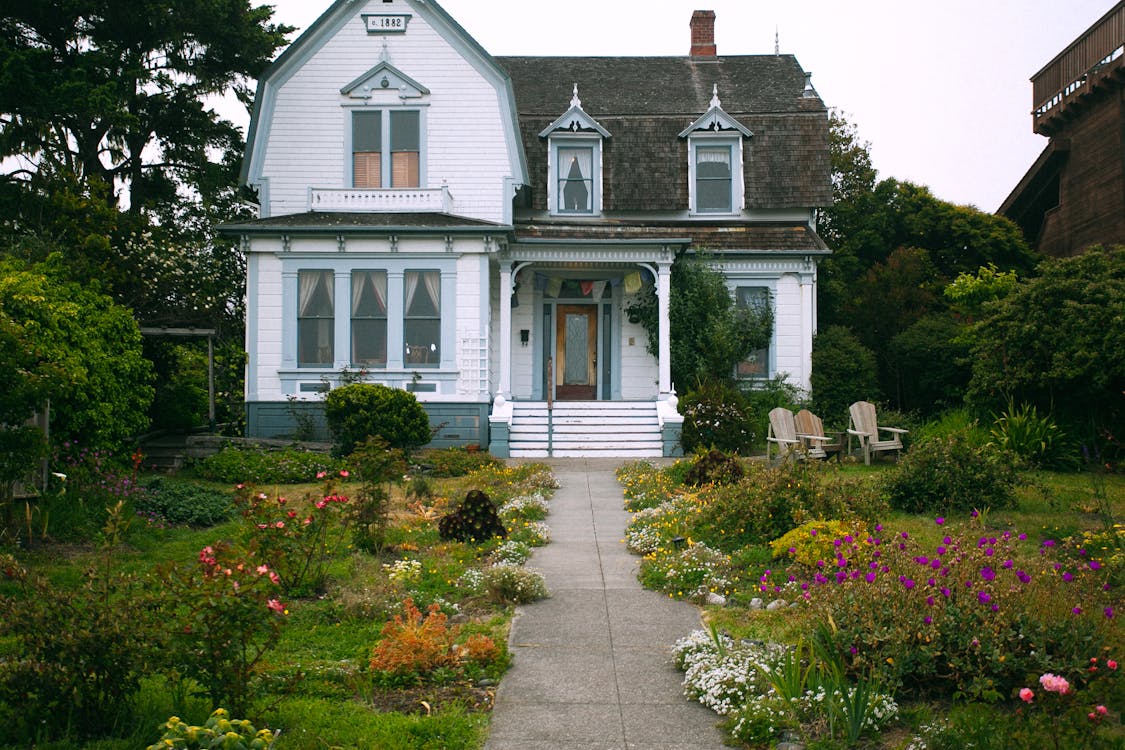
(341, 61, 429, 190)
(352, 110, 420, 188)
(679, 85, 752, 217)
(540, 85, 610, 216)
(298, 270, 334, 366)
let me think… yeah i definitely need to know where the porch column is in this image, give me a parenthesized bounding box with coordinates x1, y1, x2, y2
(498, 263, 513, 398)
(657, 260, 673, 396)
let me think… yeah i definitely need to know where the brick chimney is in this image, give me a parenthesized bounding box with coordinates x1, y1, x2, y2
(690, 10, 716, 57)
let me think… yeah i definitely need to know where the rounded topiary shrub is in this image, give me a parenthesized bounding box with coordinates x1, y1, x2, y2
(324, 383, 431, 457)
(882, 431, 1020, 514)
(679, 379, 754, 455)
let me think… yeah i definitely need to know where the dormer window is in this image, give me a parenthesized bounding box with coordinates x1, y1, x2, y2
(342, 61, 428, 189)
(541, 85, 610, 216)
(679, 85, 752, 216)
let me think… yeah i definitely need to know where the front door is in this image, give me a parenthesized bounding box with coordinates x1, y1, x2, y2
(555, 304, 597, 400)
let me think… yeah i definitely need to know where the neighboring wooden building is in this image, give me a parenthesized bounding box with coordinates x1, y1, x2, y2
(227, 1, 831, 457)
(1000, 2, 1125, 256)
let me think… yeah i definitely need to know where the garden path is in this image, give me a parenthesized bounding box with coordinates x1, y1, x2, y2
(484, 458, 725, 750)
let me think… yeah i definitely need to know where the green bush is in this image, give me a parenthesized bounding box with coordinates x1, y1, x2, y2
(882, 432, 1021, 514)
(912, 408, 990, 448)
(990, 401, 1076, 470)
(810, 325, 879, 424)
(692, 462, 887, 551)
(137, 477, 232, 527)
(887, 313, 972, 417)
(683, 449, 744, 486)
(679, 379, 755, 454)
(418, 446, 500, 477)
(192, 446, 346, 484)
(324, 384, 430, 457)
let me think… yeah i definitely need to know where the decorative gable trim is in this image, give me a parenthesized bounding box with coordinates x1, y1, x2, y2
(341, 61, 430, 101)
(538, 85, 611, 138)
(678, 85, 753, 138)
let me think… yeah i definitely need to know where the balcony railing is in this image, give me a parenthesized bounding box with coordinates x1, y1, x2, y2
(308, 185, 453, 213)
(1032, 2, 1125, 125)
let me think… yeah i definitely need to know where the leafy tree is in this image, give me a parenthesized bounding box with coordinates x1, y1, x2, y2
(809, 325, 879, 424)
(626, 254, 773, 390)
(0, 257, 153, 450)
(0, 0, 291, 216)
(965, 246, 1125, 448)
(887, 313, 971, 417)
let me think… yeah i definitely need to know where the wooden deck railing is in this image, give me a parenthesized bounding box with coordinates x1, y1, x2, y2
(1032, 2, 1125, 123)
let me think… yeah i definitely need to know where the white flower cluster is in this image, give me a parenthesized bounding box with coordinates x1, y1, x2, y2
(673, 630, 787, 715)
(664, 543, 731, 595)
(786, 685, 898, 732)
(499, 492, 550, 519)
(383, 558, 422, 584)
(625, 524, 662, 555)
(625, 496, 698, 554)
(903, 718, 949, 750)
(520, 521, 551, 546)
(456, 568, 485, 593)
(492, 539, 533, 566)
(482, 563, 549, 604)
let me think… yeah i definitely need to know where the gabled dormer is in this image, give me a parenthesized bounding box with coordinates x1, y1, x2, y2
(340, 58, 430, 190)
(539, 85, 610, 216)
(678, 85, 753, 216)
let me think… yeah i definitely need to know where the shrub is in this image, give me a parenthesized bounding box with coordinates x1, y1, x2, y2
(419, 445, 500, 477)
(147, 708, 274, 750)
(912, 407, 990, 448)
(437, 489, 507, 543)
(770, 519, 870, 567)
(324, 383, 430, 457)
(369, 599, 460, 683)
(137, 476, 233, 527)
(498, 493, 550, 521)
(192, 445, 346, 485)
(990, 401, 1076, 470)
(810, 325, 879, 423)
(639, 542, 731, 600)
(482, 564, 549, 604)
(684, 449, 745, 487)
(348, 437, 405, 555)
(679, 379, 755, 454)
(882, 432, 1021, 514)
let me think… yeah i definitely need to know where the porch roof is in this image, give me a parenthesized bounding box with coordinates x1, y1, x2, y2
(513, 221, 829, 254)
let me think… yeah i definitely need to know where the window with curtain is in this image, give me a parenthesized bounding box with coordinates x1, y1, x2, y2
(557, 146, 593, 213)
(351, 270, 387, 365)
(735, 286, 770, 379)
(695, 144, 733, 213)
(404, 270, 440, 366)
(352, 110, 420, 188)
(298, 270, 334, 366)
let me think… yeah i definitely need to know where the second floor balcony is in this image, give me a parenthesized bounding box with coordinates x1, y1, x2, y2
(308, 185, 453, 214)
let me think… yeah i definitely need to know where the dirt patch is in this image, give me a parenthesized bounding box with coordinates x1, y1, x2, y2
(362, 682, 495, 714)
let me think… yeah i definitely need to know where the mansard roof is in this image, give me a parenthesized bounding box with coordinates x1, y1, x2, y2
(497, 55, 832, 211)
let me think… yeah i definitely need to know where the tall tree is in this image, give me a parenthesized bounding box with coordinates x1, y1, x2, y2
(0, 0, 291, 216)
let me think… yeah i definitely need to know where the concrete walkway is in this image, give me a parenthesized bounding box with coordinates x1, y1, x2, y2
(484, 459, 725, 750)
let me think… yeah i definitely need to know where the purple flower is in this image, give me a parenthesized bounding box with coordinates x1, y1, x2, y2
(926, 596, 935, 606)
(981, 566, 996, 582)
(923, 615, 932, 624)
(902, 578, 916, 590)
(875, 523, 883, 532)
(1089, 561, 1102, 571)
(866, 571, 877, 583)
(1106, 607, 1114, 619)
(978, 591, 992, 604)
(941, 587, 951, 598)
(1018, 533, 1027, 541)
(1017, 570, 1032, 584)
(943, 536, 952, 545)
(936, 546, 946, 555)
(1062, 571, 1074, 582)
(1073, 606, 1083, 615)
(936, 517, 945, 525)
(1003, 559, 1014, 569)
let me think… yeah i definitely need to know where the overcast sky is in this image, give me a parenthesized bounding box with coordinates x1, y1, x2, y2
(257, 0, 1114, 212)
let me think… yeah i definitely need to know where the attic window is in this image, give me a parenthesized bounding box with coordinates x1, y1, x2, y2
(679, 85, 751, 216)
(541, 85, 610, 216)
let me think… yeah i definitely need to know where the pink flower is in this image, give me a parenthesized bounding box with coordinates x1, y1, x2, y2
(339, 470, 349, 477)
(275, 521, 285, 529)
(269, 571, 280, 584)
(316, 471, 326, 479)
(1039, 673, 1071, 694)
(1108, 660, 1118, 670)
(1096, 705, 1108, 716)
(267, 599, 285, 613)
(1019, 688, 1034, 703)
(256, 564, 270, 576)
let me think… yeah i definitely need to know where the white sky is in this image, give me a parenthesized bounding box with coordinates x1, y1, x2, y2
(256, 0, 1114, 212)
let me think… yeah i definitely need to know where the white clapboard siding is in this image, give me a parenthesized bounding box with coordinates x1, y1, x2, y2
(258, 2, 517, 223)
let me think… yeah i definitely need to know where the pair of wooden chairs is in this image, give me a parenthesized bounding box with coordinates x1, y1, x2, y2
(766, 407, 843, 463)
(767, 401, 907, 465)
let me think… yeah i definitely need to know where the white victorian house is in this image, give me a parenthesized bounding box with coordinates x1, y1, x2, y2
(225, 1, 832, 457)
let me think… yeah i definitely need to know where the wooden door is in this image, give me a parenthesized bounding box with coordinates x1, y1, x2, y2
(554, 305, 597, 400)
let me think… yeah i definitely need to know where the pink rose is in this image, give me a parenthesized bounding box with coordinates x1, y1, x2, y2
(1039, 673, 1071, 694)
(1019, 688, 1034, 703)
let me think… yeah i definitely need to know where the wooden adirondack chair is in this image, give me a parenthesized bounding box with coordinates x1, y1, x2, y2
(766, 407, 802, 463)
(794, 409, 844, 461)
(847, 401, 907, 465)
